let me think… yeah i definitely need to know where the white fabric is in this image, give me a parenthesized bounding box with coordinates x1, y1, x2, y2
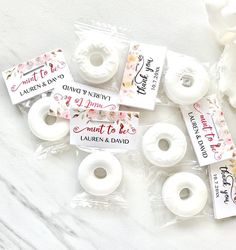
(78, 152, 123, 196)
(205, 1, 236, 109)
(142, 123, 187, 167)
(162, 172, 208, 217)
(218, 42, 236, 108)
(28, 97, 69, 141)
(205, 0, 236, 45)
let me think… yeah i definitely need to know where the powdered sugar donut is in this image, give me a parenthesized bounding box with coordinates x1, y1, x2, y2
(142, 123, 187, 167)
(78, 152, 123, 196)
(164, 59, 210, 105)
(75, 39, 119, 84)
(162, 172, 208, 217)
(28, 97, 69, 141)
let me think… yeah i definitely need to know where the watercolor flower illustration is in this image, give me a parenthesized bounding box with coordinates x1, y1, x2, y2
(3, 49, 63, 80)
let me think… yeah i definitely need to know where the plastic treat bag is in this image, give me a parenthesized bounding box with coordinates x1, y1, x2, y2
(71, 20, 130, 92)
(71, 145, 148, 212)
(118, 43, 214, 110)
(2, 49, 74, 158)
(71, 149, 130, 210)
(146, 165, 213, 228)
(157, 50, 213, 106)
(69, 107, 140, 210)
(137, 103, 197, 169)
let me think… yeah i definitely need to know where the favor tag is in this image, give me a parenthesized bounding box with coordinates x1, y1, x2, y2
(209, 159, 236, 219)
(181, 94, 235, 166)
(70, 109, 139, 150)
(2, 49, 73, 104)
(49, 81, 119, 119)
(119, 42, 166, 110)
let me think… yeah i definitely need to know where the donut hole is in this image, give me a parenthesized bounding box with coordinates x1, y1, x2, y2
(45, 115, 57, 125)
(158, 138, 170, 151)
(90, 52, 104, 66)
(94, 167, 107, 179)
(179, 188, 192, 200)
(180, 74, 194, 87)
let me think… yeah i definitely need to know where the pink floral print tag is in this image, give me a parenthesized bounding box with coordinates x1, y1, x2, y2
(49, 82, 119, 119)
(2, 49, 73, 104)
(70, 109, 139, 150)
(181, 94, 235, 166)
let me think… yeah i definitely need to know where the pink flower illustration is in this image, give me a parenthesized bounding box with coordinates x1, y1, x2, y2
(41, 53, 51, 64)
(118, 112, 126, 120)
(62, 110, 70, 119)
(87, 109, 97, 119)
(17, 63, 25, 73)
(225, 134, 233, 145)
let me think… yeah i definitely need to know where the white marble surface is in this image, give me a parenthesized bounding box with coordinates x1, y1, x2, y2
(0, 0, 236, 249)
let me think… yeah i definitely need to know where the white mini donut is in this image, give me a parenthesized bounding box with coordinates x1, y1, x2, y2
(78, 152, 123, 196)
(142, 123, 187, 167)
(162, 172, 208, 217)
(28, 97, 69, 141)
(75, 39, 119, 84)
(164, 59, 210, 105)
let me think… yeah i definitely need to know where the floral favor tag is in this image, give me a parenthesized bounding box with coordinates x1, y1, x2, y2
(70, 109, 139, 150)
(119, 42, 166, 110)
(49, 81, 119, 119)
(209, 159, 236, 219)
(181, 94, 235, 166)
(2, 49, 73, 104)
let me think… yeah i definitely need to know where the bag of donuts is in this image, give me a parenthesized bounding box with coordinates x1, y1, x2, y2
(2, 48, 74, 158)
(70, 108, 140, 209)
(146, 165, 213, 227)
(71, 20, 130, 92)
(119, 43, 215, 111)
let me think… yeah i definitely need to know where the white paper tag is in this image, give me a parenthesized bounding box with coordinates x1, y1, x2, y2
(2, 49, 73, 104)
(70, 109, 139, 150)
(209, 160, 236, 219)
(119, 42, 166, 110)
(181, 94, 235, 166)
(49, 82, 120, 119)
